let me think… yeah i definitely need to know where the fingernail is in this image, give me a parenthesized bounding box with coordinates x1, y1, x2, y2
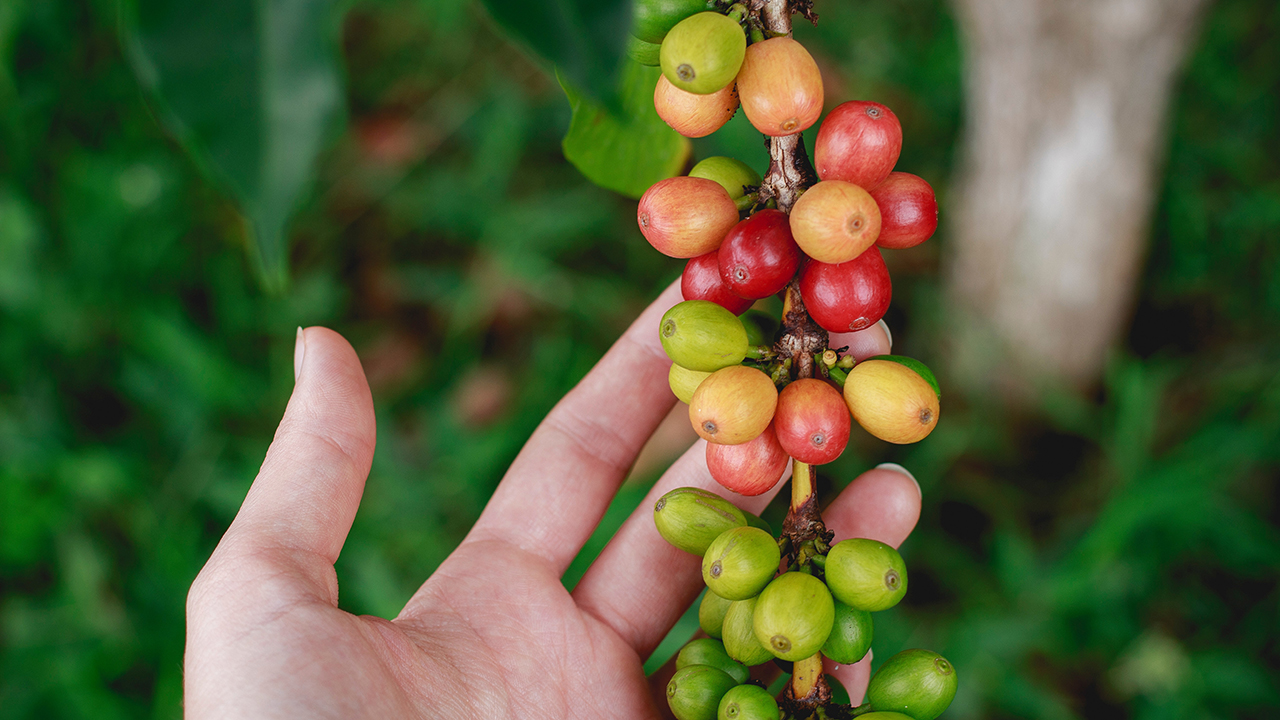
(876, 462, 920, 498)
(294, 327, 306, 382)
(876, 319, 893, 350)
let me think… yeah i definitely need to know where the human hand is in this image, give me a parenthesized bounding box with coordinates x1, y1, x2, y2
(184, 283, 922, 719)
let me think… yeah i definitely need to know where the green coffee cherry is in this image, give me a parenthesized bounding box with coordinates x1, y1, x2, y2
(690, 156, 762, 200)
(632, 0, 711, 44)
(702, 526, 780, 600)
(718, 684, 780, 720)
(660, 12, 746, 94)
(824, 538, 908, 612)
(722, 597, 774, 666)
(867, 649, 958, 720)
(822, 601, 873, 664)
(667, 665, 739, 720)
(670, 363, 712, 404)
(752, 572, 835, 661)
(654, 487, 746, 555)
(626, 35, 662, 66)
(700, 590, 734, 639)
(676, 638, 750, 684)
(739, 309, 779, 348)
(742, 510, 772, 536)
(660, 300, 749, 372)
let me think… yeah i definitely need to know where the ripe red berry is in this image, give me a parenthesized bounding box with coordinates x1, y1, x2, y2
(683, 251, 753, 315)
(706, 421, 789, 496)
(870, 172, 937, 249)
(734, 37, 824, 137)
(774, 379, 851, 465)
(638, 176, 739, 258)
(814, 101, 903, 189)
(718, 209, 802, 300)
(799, 248, 892, 333)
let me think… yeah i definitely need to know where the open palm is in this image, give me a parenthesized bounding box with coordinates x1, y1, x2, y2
(184, 284, 922, 719)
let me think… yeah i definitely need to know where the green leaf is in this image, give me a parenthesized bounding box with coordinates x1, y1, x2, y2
(479, 0, 630, 103)
(560, 62, 691, 199)
(123, 0, 345, 292)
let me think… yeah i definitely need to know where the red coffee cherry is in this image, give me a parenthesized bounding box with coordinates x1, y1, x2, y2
(870, 172, 938, 249)
(814, 101, 903, 189)
(706, 421, 789, 496)
(734, 37, 824, 137)
(798, 248, 892, 333)
(654, 75, 740, 138)
(774, 379, 851, 465)
(638, 176, 739, 258)
(718, 209, 802, 300)
(683, 251, 753, 315)
(789, 180, 882, 264)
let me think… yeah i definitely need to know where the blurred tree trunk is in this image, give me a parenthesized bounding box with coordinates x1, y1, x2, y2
(945, 0, 1209, 390)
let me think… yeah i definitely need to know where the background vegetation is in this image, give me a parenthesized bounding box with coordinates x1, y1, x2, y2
(1, 0, 1276, 718)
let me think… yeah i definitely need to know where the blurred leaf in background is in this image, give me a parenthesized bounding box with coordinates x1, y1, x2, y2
(0, 0, 1277, 719)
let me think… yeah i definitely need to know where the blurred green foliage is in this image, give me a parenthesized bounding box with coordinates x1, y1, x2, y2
(0, 1, 1276, 720)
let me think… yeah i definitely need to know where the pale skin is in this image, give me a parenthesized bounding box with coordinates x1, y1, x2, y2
(184, 282, 921, 719)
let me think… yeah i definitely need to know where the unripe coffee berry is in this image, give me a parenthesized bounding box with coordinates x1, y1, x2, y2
(638, 176, 739, 258)
(824, 538, 908, 612)
(689, 156, 762, 200)
(632, 0, 713, 44)
(653, 486, 747, 555)
(867, 649, 958, 720)
(660, 300, 749, 372)
(677, 638, 751, 684)
(735, 37, 823, 136)
(669, 363, 713, 405)
(790, 180, 883, 264)
(752, 572, 835, 661)
(722, 597, 774, 666)
(656, 76, 740, 138)
(689, 365, 778, 445)
(660, 12, 746, 95)
(667, 664, 739, 720)
(821, 600, 873, 664)
(699, 590, 734, 638)
(702, 526, 781, 600)
(718, 684, 780, 720)
(626, 35, 663, 66)
(842, 359, 939, 444)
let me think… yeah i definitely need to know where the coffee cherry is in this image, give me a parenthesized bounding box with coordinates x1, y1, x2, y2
(667, 664, 740, 720)
(660, 12, 746, 95)
(870, 172, 937, 250)
(866, 355, 940, 398)
(824, 538, 908, 611)
(627, 35, 663, 66)
(639, 176, 739, 258)
(690, 365, 778, 445)
(867, 649, 958, 720)
(706, 420, 788, 496)
(842, 359, 939, 444)
(742, 510, 772, 536)
(703, 526, 781, 600)
(656, 76, 740, 138)
(790, 181, 882, 264)
(700, 590, 734, 638)
(660, 300, 749, 372)
(683, 252, 754, 315)
(669, 363, 712, 404)
(739, 309, 779, 347)
(752, 572, 835, 661)
(735, 37, 823, 137)
(821, 600, 873, 664)
(799, 248, 892, 333)
(722, 597, 775, 666)
(690, 156, 762, 200)
(718, 209, 802, 299)
(718, 684, 780, 720)
(773, 379, 851, 465)
(632, 0, 713, 44)
(814, 101, 903, 189)
(653, 486, 747, 555)
(677, 638, 751, 684)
